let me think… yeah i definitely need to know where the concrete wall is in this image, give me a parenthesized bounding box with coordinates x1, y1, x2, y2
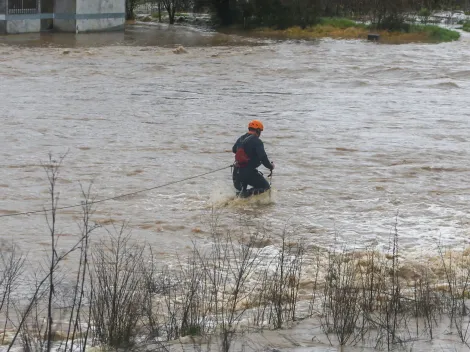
(77, 0, 125, 14)
(6, 19, 41, 33)
(76, 18, 124, 32)
(54, 0, 76, 32)
(76, 0, 124, 32)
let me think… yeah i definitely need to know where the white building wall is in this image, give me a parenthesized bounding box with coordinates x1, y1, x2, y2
(76, 0, 125, 32)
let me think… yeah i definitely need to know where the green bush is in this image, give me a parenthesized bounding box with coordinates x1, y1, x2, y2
(181, 324, 202, 337)
(410, 24, 461, 41)
(374, 15, 409, 31)
(418, 8, 432, 17)
(463, 21, 470, 32)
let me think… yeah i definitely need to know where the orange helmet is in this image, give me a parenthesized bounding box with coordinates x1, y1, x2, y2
(248, 120, 264, 131)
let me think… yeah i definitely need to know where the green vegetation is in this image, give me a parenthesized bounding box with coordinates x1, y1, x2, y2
(201, 0, 468, 30)
(316, 17, 366, 29)
(463, 21, 470, 32)
(181, 324, 203, 337)
(409, 24, 461, 41)
(418, 7, 432, 17)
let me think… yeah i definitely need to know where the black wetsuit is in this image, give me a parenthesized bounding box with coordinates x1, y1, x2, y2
(232, 133, 273, 196)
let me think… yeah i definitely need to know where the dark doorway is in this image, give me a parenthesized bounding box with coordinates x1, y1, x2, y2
(41, 0, 54, 30)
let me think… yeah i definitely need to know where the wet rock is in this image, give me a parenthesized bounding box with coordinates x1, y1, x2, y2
(62, 50, 71, 55)
(173, 46, 188, 54)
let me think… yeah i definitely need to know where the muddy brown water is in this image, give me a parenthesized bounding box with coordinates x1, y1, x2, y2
(1, 23, 470, 351)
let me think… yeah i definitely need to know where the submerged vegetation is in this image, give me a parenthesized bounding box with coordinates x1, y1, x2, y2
(3, 157, 470, 351)
(463, 21, 470, 31)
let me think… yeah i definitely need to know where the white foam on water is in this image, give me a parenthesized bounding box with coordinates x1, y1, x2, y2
(206, 178, 277, 209)
(209, 182, 236, 205)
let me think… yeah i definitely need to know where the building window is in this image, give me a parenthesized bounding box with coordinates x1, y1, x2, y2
(8, 0, 38, 14)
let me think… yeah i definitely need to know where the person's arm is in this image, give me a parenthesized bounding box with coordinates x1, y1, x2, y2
(256, 141, 273, 170)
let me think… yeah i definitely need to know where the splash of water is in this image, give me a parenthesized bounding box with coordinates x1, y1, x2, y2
(209, 183, 277, 208)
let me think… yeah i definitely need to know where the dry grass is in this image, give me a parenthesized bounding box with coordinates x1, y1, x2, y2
(253, 24, 456, 44)
(254, 25, 367, 40)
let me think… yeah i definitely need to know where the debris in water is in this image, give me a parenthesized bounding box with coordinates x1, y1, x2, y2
(173, 46, 187, 54)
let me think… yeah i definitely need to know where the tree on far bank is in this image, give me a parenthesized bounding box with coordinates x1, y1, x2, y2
(206, 0, 467, 30)
(161, 0, 189, 23)
(126, 0, 139, 20)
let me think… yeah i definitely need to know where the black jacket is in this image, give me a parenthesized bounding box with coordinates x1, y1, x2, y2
(232, 133, 273, 170)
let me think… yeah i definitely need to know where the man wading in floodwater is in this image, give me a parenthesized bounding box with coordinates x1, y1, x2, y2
(232, 120, 275, 197)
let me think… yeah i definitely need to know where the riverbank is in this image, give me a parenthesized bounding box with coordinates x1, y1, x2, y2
(131, 13, 460, 44)
(247, 18, 460, 44)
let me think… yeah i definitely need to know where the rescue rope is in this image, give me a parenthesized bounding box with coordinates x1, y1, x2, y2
(0, 165, 233, 218)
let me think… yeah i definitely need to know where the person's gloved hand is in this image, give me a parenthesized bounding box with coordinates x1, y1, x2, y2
(270, 162, 275, 171)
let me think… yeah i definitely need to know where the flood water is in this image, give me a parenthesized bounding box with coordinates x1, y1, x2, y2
(1, 23, 470, 350)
